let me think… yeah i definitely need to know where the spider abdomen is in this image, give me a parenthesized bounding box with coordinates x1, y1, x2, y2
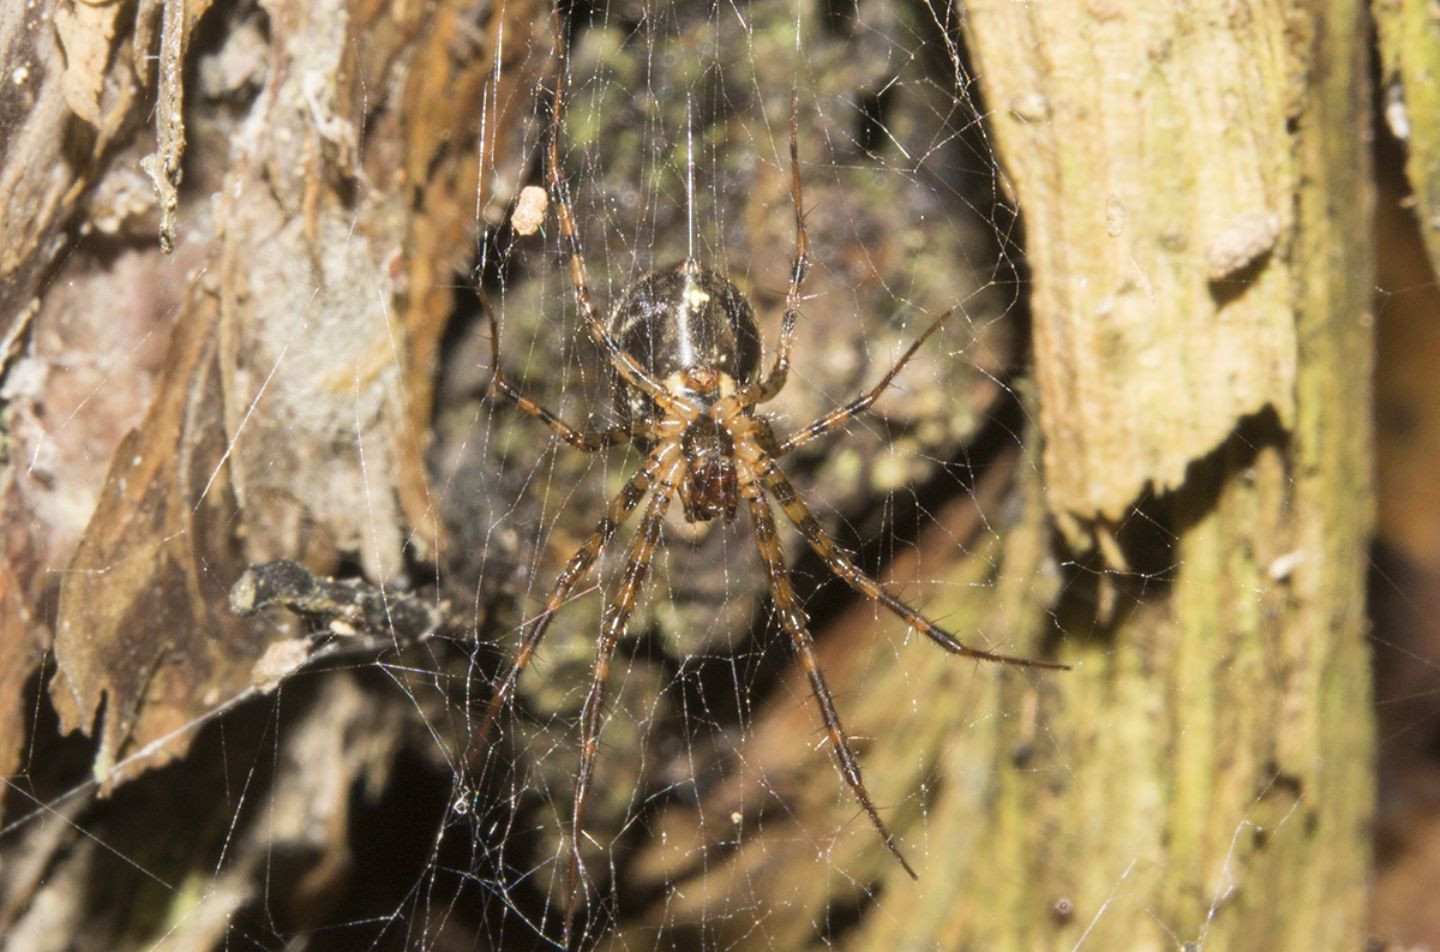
(608, 259, 761, 422)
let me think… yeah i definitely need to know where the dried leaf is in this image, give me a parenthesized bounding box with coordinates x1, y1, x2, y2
(49, 291, 259, 786)
(51, 0, 121, 128)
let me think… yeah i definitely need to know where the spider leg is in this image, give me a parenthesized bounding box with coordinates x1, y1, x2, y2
(737, 465, 918, 879)
(777, 307, 957, 455)
(564, 453, 683, 943)
(472, 445, 678, 758)
(756, 459, 1068, 671)
(482, 291, 634, 451)
(743, 93, 807, 406)
(546, 13, 696, 420)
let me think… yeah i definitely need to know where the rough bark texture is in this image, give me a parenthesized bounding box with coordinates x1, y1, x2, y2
(964, 2, 1301, 535)
(1, 0, 538, 945)
(950, 1, 1372, 947)
(1374, 0, 1440, 278)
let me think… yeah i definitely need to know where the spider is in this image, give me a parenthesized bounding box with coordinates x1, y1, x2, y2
(478, 22, 1067, 938)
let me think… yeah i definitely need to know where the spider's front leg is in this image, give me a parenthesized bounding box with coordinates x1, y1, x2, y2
(543, 13, 696, 423)
(777, 307, 957, 455)
(744, 94, 808, 406)
(564, 453, 685, 943)
(482, 296, 634, 452)
(736, 462, 918, 879)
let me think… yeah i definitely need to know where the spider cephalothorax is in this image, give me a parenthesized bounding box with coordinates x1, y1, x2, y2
(676, 412, 738, 521)
(477, 21, 1067, 943)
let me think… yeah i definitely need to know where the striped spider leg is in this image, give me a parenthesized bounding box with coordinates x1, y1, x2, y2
(479, 12, 1066, 945)
(715, 395, 1068, 880)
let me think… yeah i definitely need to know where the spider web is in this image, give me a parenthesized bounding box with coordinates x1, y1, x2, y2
(446, 2, 1052, 945)
(0, 2, 1113, 949)
(2, 0, 1422, 950)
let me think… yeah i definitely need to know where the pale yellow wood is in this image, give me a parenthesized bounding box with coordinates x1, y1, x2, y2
(963, 1, 1299, 531)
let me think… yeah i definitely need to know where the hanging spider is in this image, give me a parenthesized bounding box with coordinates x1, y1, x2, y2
(478, 19, 1068, 939)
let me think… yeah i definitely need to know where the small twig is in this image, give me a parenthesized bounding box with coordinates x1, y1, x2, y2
(140, 0, 192, 253)
(229, 559, 448, 645)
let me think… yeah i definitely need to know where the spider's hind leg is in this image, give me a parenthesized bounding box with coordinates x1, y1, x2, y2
(563, 453, 685, 943)
(737, 464, 919, 879)
(758, 461, 1067, 671)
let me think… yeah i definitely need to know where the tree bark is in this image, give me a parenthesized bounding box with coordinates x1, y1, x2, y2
(0, 1, 1375, 949)
(900, 2, 1374, 947)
